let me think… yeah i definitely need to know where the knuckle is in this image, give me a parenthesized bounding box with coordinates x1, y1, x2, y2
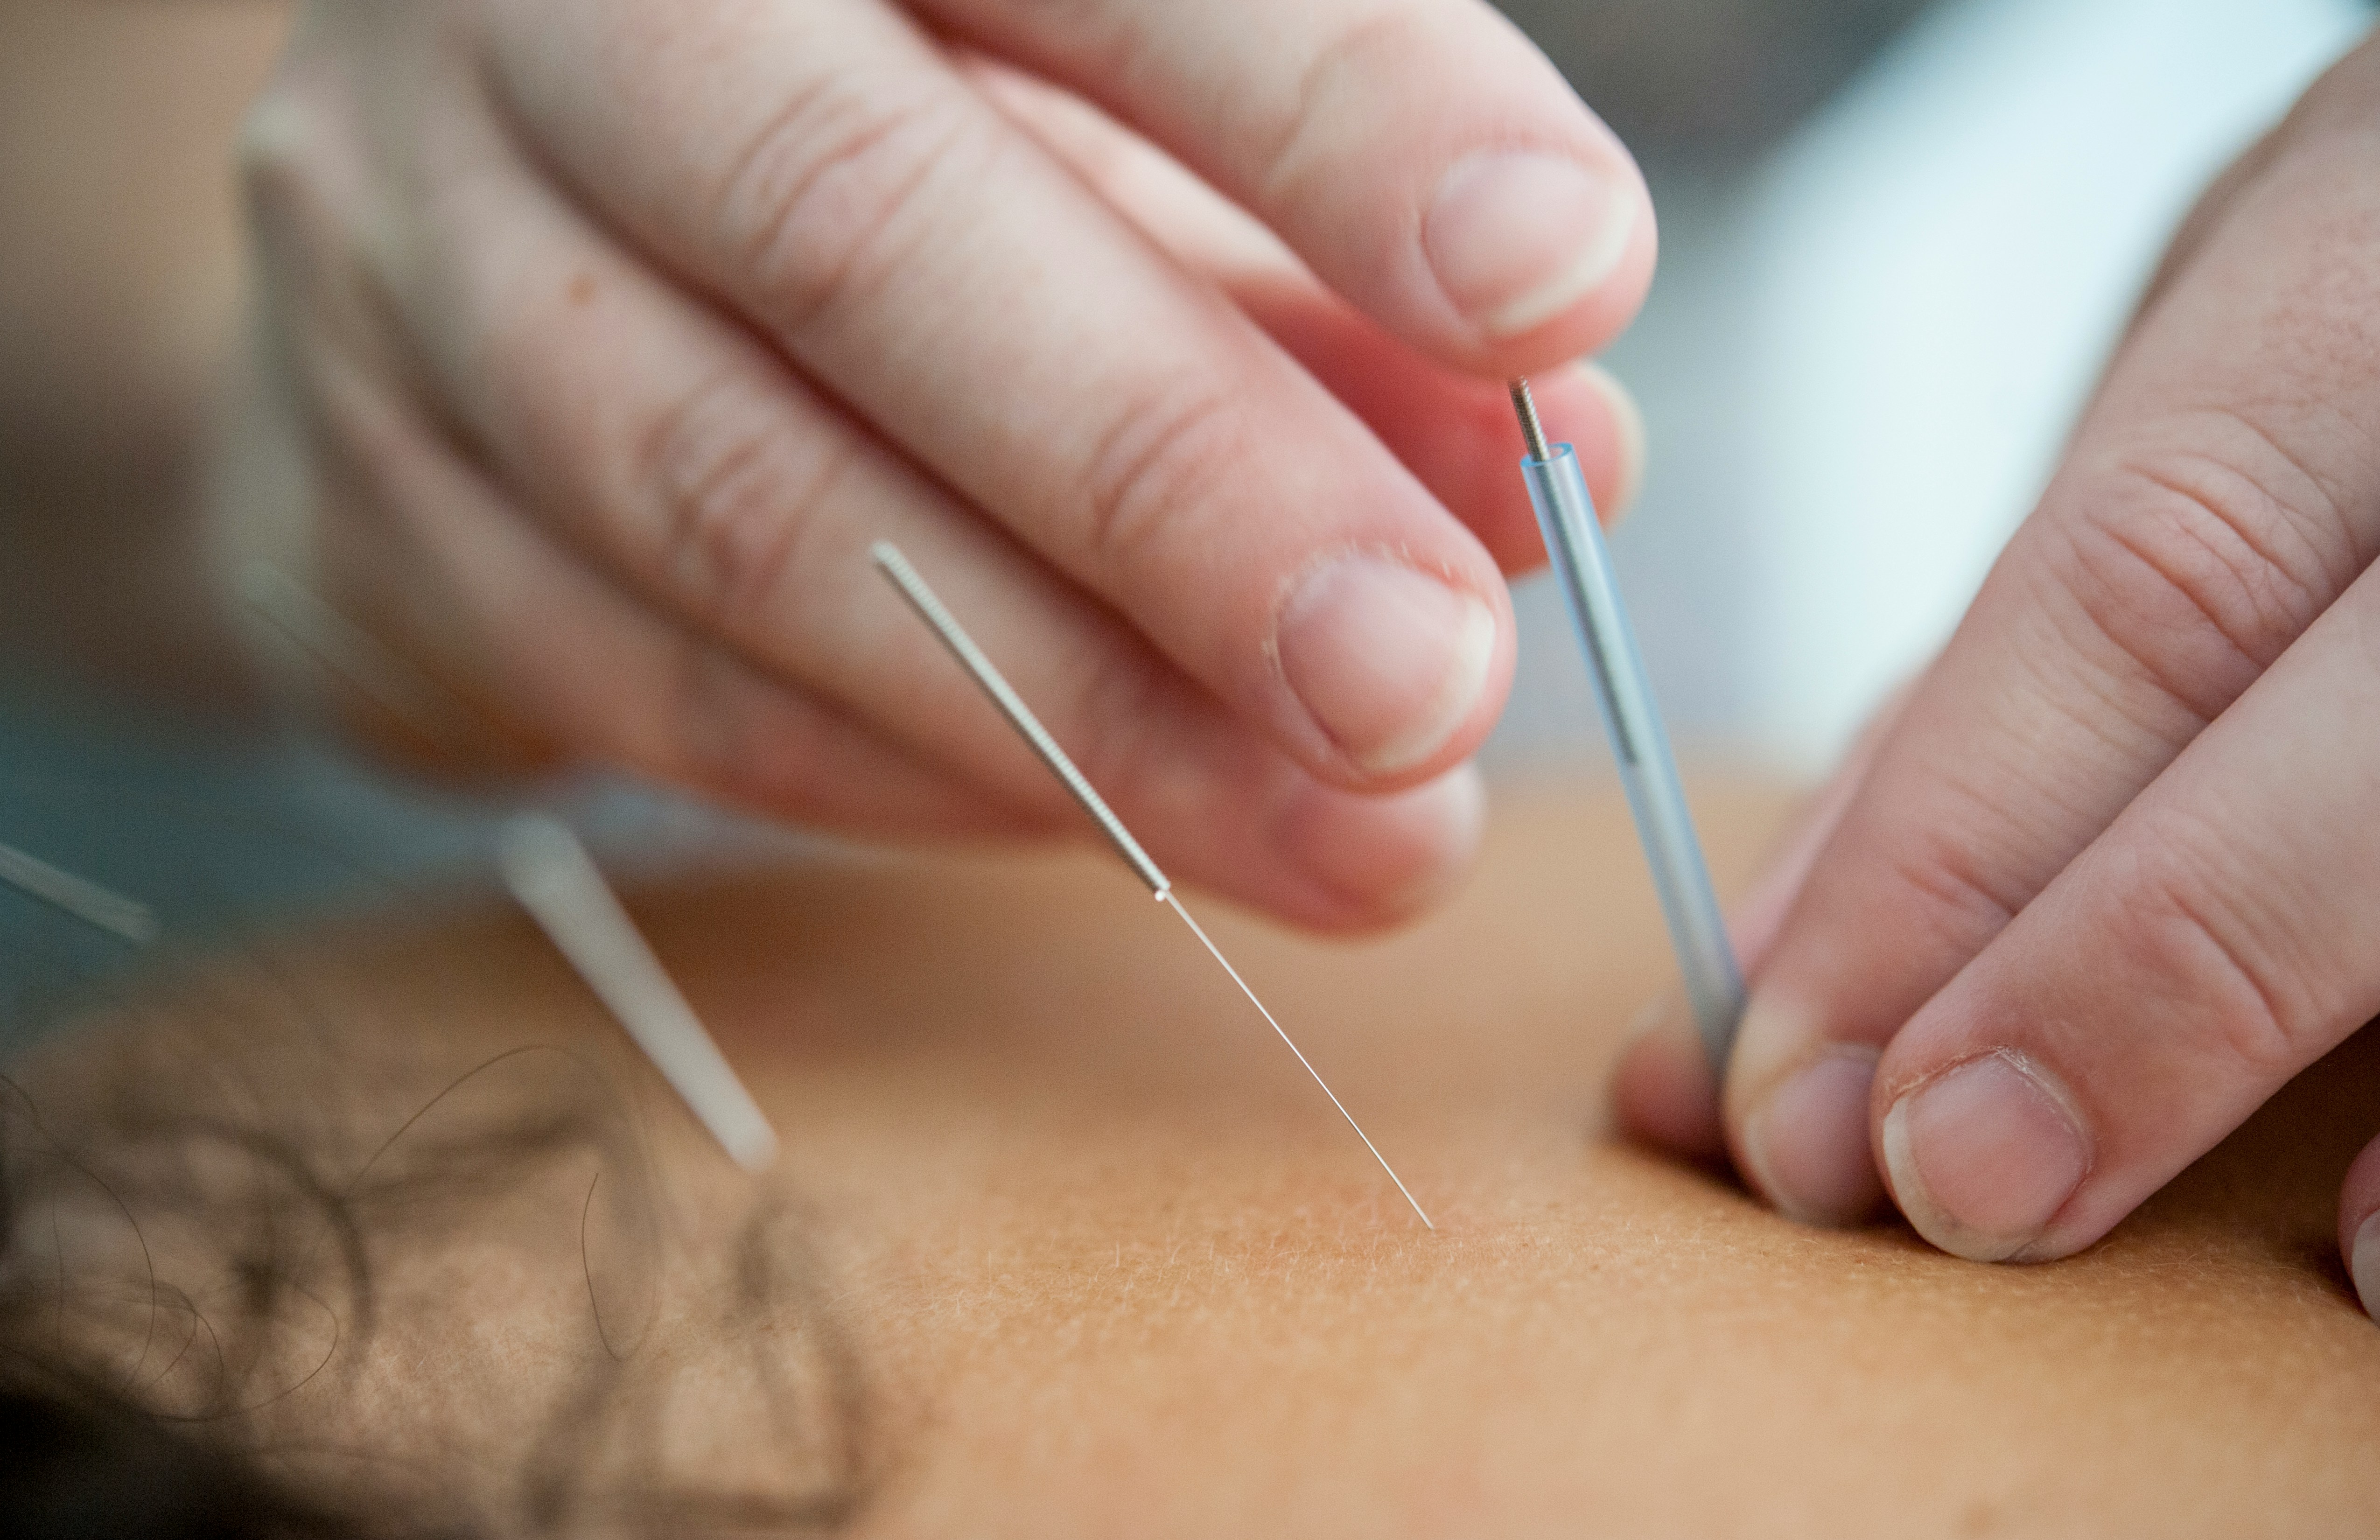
(2063, 422, 2350, 722)
(2056, 416, 2351, 723)
(712, 76, 977, 337)
(1263, 0, 1439, 203)
(1077, 381, 1247, 577)
(2110, 818, 2311, 1078)
(634, 369, 843, 636)
(1879, 809, 2024, 951)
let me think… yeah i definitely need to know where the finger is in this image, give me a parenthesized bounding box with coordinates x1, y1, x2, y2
(965, 57, 1646, 560)
(486, 0, 1519, 791)
(922, 0, 1654, 369)
(316, 308, 1489, 918)
(1870, 562, 2380, 1261)
(1610, 677, 1916, 1158)
(2341, 1127, 2380, 1323)
(315, 51, 1482, 928)
(301, 338, 1022, 840)
(1718, 40, 2380, 1226)
(1237, 282, 1643, 569)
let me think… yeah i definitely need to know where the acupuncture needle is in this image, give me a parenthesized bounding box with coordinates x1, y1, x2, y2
(870, 540, 1433, 1229)
(498, 814, 780, 1173)
(0, 839, 157, 944)
(1509, 378, 1747, 1071)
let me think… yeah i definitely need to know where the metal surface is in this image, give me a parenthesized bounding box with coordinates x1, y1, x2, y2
(1511, 384, 1747, 1069)
(872, 540, 1431, 1227)
(872, 542, 1170, 897)
(0, 838, 155, 943)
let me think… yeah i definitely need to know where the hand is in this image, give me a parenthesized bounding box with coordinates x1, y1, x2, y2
(1617, 31, 2380, 1302)
(214, 0, 1652, 930)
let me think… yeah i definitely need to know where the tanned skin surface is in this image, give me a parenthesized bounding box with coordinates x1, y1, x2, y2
(11, 784, 2378, 1536)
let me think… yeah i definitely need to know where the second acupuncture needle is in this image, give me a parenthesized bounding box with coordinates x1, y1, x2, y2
(871, 541, 1432, 1230)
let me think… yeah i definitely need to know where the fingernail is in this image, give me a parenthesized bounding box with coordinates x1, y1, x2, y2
(1425, 150, 1635, 339)
(2353, 1211, 2380, 1322)
(1740, 1045, 1884, 1225)
(1276, 555, 1497, 777)
(1577, 362, 1647, 519)
(1881, 1051, 2091, 1262)
(1273, 763, 1486, 917)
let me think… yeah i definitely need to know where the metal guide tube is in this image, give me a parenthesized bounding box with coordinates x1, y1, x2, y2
(1520, 443, 1746, 1068)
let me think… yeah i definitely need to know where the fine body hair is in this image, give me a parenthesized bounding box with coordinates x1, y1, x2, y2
(0, 936, 874, 1539)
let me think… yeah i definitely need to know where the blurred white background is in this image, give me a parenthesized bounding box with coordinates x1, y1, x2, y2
(1491, 0, 2375, 774)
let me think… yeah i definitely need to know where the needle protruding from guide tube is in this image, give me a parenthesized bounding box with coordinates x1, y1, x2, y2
(1508, 378, 1747, 1070)
(869, 540, 1432, 1229)
(1510, 377, 1553, 462)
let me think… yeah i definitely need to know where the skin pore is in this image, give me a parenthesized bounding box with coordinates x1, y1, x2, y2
(6, 784, 2378, 1537)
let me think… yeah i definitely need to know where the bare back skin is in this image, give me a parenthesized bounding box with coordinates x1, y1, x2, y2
(9, 784, 2376, 1537)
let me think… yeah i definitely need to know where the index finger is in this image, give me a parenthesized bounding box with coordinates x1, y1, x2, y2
(483, 0, 1546, 789)
(918, 0, 1655, 371)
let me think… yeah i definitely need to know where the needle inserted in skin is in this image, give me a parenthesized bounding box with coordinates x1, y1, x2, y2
(498, 815, 779, 1173)
(1159, 889, 1434, 1228)
(869, 540, 1432, 1229)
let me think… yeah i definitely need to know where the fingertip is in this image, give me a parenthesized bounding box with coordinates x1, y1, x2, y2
(1273, 551, 1514, 785)
(2353, 1210, 2380, 1324)
(1877, 1050, 2092, 1264)
(1720, 993, 1891, 1227)
(1611, 991, 1725, 1158)
(1266, 761, 1488, 933)
(1736, 1043, 1886, 1227)
(1576, 360, 1646, 524)
(1421, 146, 1657, 366)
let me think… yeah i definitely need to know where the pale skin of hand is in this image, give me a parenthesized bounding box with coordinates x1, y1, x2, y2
(1617, 30, 2380, 1313)
(214, 0, 1652, 933)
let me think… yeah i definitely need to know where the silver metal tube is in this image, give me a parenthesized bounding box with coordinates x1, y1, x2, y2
(1517, 431, 1746, 1070)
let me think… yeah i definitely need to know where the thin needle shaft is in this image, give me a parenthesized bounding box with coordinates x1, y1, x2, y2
(871, 539, 1430, 1227)
(1509, 378, 1747, 1068)
(1162, 891, 1433, 1228)
(0, 839, 156, 943)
